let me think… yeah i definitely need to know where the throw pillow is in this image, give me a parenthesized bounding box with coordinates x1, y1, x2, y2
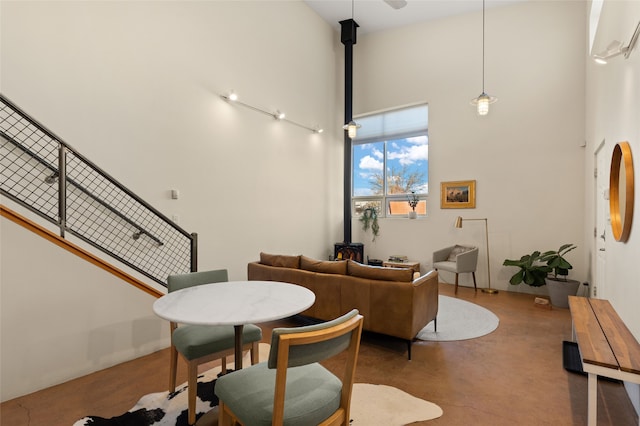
(347, 260, 413, 282)
(259, 252, 300, 269)
(447, 245, 471, 261)
(300, 256, 347, 275)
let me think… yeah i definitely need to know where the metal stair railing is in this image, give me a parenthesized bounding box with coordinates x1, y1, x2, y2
(0, 94, 197, 286)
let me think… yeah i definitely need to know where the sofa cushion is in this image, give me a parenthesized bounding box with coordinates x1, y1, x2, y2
(259, 252, 300, 269)
(347, 261, 413, 282)
(447, 245, 472, 261)
(300, 256, 347, 275)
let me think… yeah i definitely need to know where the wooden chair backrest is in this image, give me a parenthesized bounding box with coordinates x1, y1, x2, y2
(269, 310, 364, 425)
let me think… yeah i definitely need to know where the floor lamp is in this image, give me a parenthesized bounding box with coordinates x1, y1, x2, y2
(455, 216, 498, 294)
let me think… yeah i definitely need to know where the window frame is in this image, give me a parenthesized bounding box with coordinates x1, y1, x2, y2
(351, 103, 429, 219)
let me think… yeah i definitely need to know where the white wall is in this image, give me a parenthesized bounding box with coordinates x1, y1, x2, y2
(584, 0, 640, 413)
(0, 0, 342, 400)
(350, 1, 587, 295)
(0, 0, 343, 278)
(0, 213, 170, 401)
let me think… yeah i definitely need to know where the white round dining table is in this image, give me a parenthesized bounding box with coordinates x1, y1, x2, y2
(153, 280, 315, 369)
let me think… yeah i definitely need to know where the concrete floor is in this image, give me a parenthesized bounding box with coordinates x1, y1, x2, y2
(1, 283, 638, 425)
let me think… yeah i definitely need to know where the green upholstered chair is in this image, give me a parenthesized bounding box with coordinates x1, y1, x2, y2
(167, 269, 262, 425)
(216, 309, 364, 426)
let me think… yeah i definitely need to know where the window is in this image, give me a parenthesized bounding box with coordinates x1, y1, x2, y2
(352, 104, 428, 217)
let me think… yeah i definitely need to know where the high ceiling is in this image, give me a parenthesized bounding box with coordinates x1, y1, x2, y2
(303, 0, 528, 35)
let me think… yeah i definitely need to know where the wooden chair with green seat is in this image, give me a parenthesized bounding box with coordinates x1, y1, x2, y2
(167, 269, 263, 425)
(215, 309, 364, 426)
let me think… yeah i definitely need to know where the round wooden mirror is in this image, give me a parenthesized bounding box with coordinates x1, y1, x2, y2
(609, 141, 634, 242)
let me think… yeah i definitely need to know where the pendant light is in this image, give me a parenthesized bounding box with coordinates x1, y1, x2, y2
(343, 120, 361, 138)
(470, 0, 497, 116)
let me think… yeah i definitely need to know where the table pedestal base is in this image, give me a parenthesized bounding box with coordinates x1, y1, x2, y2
(234, 324, 244, 370)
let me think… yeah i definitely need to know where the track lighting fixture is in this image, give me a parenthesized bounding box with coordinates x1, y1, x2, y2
(220, 91, 321, 134)
(593, 21, 640, 64)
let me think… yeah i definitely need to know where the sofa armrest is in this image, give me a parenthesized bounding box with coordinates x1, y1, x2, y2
(368, 270, 439, 340)
(411, 270, 439, 334)
(412, 268, 438, 287)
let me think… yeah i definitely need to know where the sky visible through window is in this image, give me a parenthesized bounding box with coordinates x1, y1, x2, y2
(353, 135, 428, 197)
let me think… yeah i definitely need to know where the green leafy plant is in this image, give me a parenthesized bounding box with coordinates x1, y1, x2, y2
(539, 243, 576, 280)
(359, 207, 379, 242)
(502, 251, 550, 287)
(503, 244, 576, 287)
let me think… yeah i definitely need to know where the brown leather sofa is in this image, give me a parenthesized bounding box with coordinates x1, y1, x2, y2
(247, 252, 439, 359)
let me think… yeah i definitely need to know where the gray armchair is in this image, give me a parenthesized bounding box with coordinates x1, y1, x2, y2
(433, 245, 478, 294)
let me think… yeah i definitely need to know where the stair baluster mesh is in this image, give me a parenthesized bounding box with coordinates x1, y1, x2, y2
(0, 95, 195, 286)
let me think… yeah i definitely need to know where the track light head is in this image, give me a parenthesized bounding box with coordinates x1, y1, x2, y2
(221, 91, 238, 102)
(592, 22, 640, 64)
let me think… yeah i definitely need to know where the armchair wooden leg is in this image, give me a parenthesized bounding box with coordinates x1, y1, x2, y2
(454, 273, 459, 294)
(169, 345, 178, 392)
(472, 272, 477, 292)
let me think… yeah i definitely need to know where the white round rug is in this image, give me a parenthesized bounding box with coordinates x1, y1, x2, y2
(416, 295, 499, 341)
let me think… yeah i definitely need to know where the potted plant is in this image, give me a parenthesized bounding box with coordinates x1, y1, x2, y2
(540, 244, 580, 308)
(503, 244, 579, 308)
(407, 192, 419, 219)
(359, 207, 379, 242)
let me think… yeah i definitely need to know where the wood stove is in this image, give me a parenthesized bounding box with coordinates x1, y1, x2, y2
(334, 242, 364, 263)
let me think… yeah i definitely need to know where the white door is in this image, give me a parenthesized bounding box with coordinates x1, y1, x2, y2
(594, 141, 608, 299)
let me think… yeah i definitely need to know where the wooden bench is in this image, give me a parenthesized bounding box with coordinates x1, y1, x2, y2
(568, 296, 640, 426)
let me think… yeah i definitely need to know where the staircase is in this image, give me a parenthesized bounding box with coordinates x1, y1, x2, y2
(0, 94, 197, 286)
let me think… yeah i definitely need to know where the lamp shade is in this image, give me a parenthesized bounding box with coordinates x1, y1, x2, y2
(455, 216, 463, 228)
(471, 92, 497, 116)
(343, 120, 361, 139)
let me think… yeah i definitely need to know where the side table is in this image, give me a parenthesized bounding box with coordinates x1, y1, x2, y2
(382, 260, 420, 274)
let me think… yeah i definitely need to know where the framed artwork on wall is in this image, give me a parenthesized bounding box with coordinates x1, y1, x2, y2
(440, 180, 476, 209)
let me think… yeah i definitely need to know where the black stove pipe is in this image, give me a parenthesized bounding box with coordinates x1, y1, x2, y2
(340, 19, 358, 244)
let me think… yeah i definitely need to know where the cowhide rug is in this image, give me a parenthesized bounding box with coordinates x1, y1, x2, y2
(74, 344, 443, 426)
(73, 369, 219, 426)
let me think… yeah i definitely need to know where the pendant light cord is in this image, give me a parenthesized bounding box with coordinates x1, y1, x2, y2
(482, 0, 485, 93)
